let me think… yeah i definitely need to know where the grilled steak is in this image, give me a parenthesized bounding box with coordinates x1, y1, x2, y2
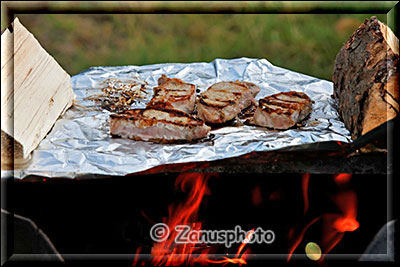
(253, 91, 313, 129)
(146, 75, 196, 114)
(234, 81, 260, 97)
(197, 81, 258, 124)
(110, 108, 211, 142)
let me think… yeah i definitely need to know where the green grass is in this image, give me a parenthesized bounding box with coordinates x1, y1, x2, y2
(16, 13, 387, 80)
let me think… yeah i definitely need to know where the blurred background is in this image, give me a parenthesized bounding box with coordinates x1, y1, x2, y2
(1, 2, 391, 81)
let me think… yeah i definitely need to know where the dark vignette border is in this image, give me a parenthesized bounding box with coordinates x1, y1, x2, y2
(1, 1, 398, 266)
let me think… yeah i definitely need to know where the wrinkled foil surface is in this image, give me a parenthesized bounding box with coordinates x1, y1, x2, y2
(5, 58, 352, 179)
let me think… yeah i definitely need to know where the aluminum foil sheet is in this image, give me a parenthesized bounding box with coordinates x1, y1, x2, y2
(4, 57, 352, 179)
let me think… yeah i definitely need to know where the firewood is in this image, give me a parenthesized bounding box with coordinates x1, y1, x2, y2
(1, 18, 75, 161)
(333, 16, 399, 140)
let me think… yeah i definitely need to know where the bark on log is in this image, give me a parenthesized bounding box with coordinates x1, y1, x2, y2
(333, 16, 399, 140)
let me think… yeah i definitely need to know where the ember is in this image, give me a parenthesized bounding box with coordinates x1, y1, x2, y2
(251, 186, 262, 206)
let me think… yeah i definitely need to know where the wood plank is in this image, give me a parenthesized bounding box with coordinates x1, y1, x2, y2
(1, 18, 75, 161)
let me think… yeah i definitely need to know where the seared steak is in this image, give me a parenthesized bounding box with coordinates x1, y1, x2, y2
(110, 108, 210, 142)
(253, 91, 313, 129)
(234, 81, 260, 97)
(147, 75, 196, 114)
(197, 81, 257, 124)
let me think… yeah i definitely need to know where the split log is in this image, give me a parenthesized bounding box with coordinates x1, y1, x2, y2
(333, 16, 399, 140)
(1, 18, 75, 161)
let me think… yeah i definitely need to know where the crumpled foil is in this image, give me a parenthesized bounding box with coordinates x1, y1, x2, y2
(4, 58, 351, 179)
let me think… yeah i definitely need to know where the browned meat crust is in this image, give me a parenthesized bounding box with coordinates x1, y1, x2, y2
(253, 91, 313, 129)
(197, 81, 258, 123)
(147, 75, 196, 114)
(110, 108, 211, 142)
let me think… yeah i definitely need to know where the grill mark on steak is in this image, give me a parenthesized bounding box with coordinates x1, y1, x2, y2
(271, 91, 310, 103)
(268, 94, 299, 103)
(198, 93, 238, 107)
(259, 99, 295, 115)
(262, 98, 301, 109)
(158, 75, 186, 87)
(258, 93, 308, 115)
(147, 75, 196, 114)
(197, 81, 257, 123)
(110, 108, 205, 128)
(110, 107, 211, 142)
(110, 134, 213, 144)
(198, 99, 236, 107)
(234, 81, 261, 97)
(152, 86, 193, 101)
(253, 91, 313, 129)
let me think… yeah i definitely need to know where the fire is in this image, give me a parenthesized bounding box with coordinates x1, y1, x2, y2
(334, 173, 352, 185)
(251, 186, 262, 206)
(132, 247, 142, 266)
(331, 190, 359, 231)
(205, 254, 248, 266)
(287, 216, 321, 262)
(235, 229, 255, 257)
(150, 173, 209, 266)
(319, 190, 359, 260)
(333, 217, 359, 232)
(133, 173, 253, 266)
(133, 172, 360, 265)
(206, 229, 254, 266)
(287, 174, 359, 263)
(301, 174, 310, 214)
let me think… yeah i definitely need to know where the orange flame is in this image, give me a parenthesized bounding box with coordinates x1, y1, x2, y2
(206, 229, 254, 266)
(334, 173, 352, 185)
(319, 190, 359, 262)
(133, 173, 253, 266)
(287, 174, 359, 263)
(132, 247, 142, 266)
(287, 216, 321, 262)
(151, 173, 209, 266)
(205, 253, 248, 266)
(333, 217, 359, 232)
(235, 229, 255, 258)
